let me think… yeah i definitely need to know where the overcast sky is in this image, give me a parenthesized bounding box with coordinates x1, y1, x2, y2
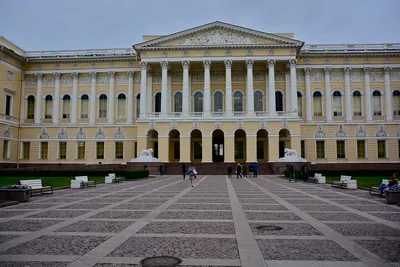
(1, 0, 399, 51)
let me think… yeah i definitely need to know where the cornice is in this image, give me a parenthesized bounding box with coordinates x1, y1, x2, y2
(300, 51, 400, 58)
(27, 56, 138, 65)
(138, 44, 299, 51)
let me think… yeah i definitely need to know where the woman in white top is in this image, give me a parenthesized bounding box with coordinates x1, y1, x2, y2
(187, 164, 197, 187)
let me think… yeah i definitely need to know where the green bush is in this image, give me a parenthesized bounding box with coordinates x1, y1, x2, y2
(0, 170, 149, 179)
(284, 169, 398, 179)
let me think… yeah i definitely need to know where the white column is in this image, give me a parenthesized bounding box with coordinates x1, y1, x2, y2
(364, 67, 373, 122)
(127, 71, 134, 124)
(324, 67, 333, 122)
(203, 60, 211, 118)
(289, 59, 298, 116)
(384, 67, 393, 121)
(160, 61, 169, 117)
(108, 71, 115, 124)
(268, 60, 276, 116)
(225, 60, 233, 117)
(53, 72, 60, 124)
(344, 67, 352, 122)
(71, 72, 78, 124)
(89, 72, 97, 124)
(34, 73, 43, 124)
(140, 62, 147, 118)
(246, 59, 254, 117)
(146, 71, 152, 114)
(182, 61, 190, 117)
(285, 68, 291, 113)
(305, 68, 312, 122)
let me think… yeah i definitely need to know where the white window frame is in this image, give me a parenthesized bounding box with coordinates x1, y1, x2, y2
(96, 141, 105, 159)
(58, 141, 67, 160)
(315, 140, 326, 159)
(3, 139, 10, 159)
(356, 139, 368, 159)
(335, 139, 347, 159)
(377, 139, 388, 159)
(114, 141, 124, 160)
(4, 92, 13, 118)
(76, 141, 86, 160)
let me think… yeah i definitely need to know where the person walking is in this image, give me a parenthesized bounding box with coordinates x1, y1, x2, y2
(288, 164, 296, 182)
(227, 165, 233, 178)
(248, 163, 253, 178)
(242, 164, 247, 177)
(236, 163, 243, 179)
(253, 162, 258, 177)
(181, 163, 187, 180)
(159, 164, 164, 176)
(300, 164, 309, 183)
(187, 164, 197, 187)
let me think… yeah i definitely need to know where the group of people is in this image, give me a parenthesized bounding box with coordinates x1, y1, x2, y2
(228, 163, 259, 178)
(378, 173, 399, 196)
(287, 163, 309, 183)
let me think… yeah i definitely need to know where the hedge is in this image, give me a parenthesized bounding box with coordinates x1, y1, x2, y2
(284, 169, 398, 179)
(0, 170, 149, 180)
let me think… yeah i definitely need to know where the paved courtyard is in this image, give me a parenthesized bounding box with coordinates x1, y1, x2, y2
(0, 175, 399, 267)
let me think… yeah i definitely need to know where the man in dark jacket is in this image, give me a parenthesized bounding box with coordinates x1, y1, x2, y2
(181, 163, 186, 180)
(253, 162, 258, 177)
(288, 164, 295, 182)
(227, 165, 233, 178)
(236, 164, 243, 178)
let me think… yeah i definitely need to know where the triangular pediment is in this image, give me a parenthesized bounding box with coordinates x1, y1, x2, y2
(134, 21, 303, 49)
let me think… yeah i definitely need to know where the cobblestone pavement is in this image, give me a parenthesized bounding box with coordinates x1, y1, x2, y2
(0, 175, 399, 267)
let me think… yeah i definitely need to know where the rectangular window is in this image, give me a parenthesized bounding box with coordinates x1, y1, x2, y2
(193, 141, 202, 160)
(316, 141, 325, 159)
(174, 141, 180, 160)
(7, 71, 14, 82)
(357, 140, 366, 158)
(257, 141, 264, 159)
(97, 142, 105, 159)
(115, 142, 124, 159)
(235, 141, 244, 160)
(59, 142, 67, 159)
(77, 142, 85, 159)
(301, 140, 305, 159)
(22, 142, 30, 159)
(377, 140, 386, 158)
(40, 142, 48, 159)
(3, 140, 9, 159)
(5, 95, 12, 116)
(336, 140, 346, 158)
(134, 142, 137, 158)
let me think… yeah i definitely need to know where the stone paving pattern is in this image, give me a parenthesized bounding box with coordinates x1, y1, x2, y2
(0, 175, 398, 267)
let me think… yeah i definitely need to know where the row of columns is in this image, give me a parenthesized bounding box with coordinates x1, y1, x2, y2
(139, 59, 299, 118)
(304, 67, 394, 123)
(32, 71, 135, 125)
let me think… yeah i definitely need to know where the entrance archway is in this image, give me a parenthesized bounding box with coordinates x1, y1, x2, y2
(169, 129, 180, 162)
(278, 129, 291, 158)
(190, 129, 202, 162)
(212, 129, 224, 162)
(256, 129, 269, 162)
(147, 130, 159, 159)
(234, 129, 246, 163)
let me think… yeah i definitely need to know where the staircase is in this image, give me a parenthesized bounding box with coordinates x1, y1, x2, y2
(163, 162, 274, 175)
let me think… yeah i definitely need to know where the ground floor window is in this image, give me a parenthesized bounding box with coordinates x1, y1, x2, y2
(77, 142, 85, 159)
(174, 141, 180, 160)
(40, 142, 48, 159)
(3, 140, 9, 159)
(336, 140, 346, 159)
(398, 140, 400, 158)
(97, 142, 105, 159)
(193, 141, 202, 160)
(316, 141, 325, 159)
(257, 141, 264, 159)
(115, 142, 123, 159)
(235, 141, 244, 160)
(22, 142, 30, 159)
(59, 142, 67, 159)
(301, 140, 305, 159)
(134, 142, 137, 158)
(357, 140, 366, 158)
(377, 140, 386, 158)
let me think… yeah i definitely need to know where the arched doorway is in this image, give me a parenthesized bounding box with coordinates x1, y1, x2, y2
(279, 129, 291, 158)
(147, 130, 159, 159)
(234, 129, 246, 163)
(190, 129, 202, 162)
(212, 129, 224, 162)
(169, 129, 180, 162)
(257, 129, 268, 162)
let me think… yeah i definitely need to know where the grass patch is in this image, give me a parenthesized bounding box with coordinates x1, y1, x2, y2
(0, 176, 105, 189)
(327, 176, 385, 189)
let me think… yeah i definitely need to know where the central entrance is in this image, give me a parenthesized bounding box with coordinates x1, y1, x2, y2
(212, 129, 224, 162)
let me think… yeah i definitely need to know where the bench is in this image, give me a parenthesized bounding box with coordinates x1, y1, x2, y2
(369, 179, 389, 195)
(384, 189, 400, 204)
(331, 175, 354, 189)
(19, 179, 53, 196)
(105, 173, 122, 184)
(309, 173, 326, 184)
(73, 176, 96, 188)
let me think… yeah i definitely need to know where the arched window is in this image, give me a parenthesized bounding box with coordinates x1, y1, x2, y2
(233, 91, 243, 112)
(275, 91, 283, 112)
(27, 95, 35, 119)
(155, 92, 161, 113)
(333, 91, 342, 116)
(174, 92, 182, 113)
(99, 94, 107, 118)
(44, 95, 53, 119)
(194, 92, 203, 113)
(297, 91, 302, 116)
(62, 95, 71, 119)
(214, 91, 223, 113)
(80, 94, 89, 119)
(117, 94, 126, 119)
(393, 90, 400, 115)
(313, 91, 322, 116)
(353, 91, 362, 116)
(372, 90, 382, 116)
(136, 94, 140, 118)
(254, 91, 263, 112)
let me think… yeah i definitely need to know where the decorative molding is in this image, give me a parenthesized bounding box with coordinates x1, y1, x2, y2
(211, 74, 224, 82)
(191, 72, 204, 82)
(79, 76, 91, 86)
(268, 59, 276, 67)
(275, 71, 285, 82)
(61, 76, 73, 87)
(335, 130, 347, 138)
(149, 121, 156, 129)
(26, 77, 38, 87)
(232, 72, 245, 82)
(76, 127, 87, 139)
(391, 72, 400, 81)
(259, 120, 266, 128)
(153, 75, 162, 84)
(315, 130, 327, 138)
(215, 121, 222, 128)
(254, 72, 264, 81)
(296, 72, 305, 82)
(115, 75, 128, 85)
(57, 128, 68, 139)
(364, 67, 372, 75)
(203, 60, 211, 69)
(171, 121, 177, 128)
(3, 126, 11, 138)
(351, 72, 363, 82)
(192, 121, 199, 128)
(237, 121, 244, 127)
(224, 59, 232, 68)
(268, 49, 274, 55)
(175, 29, 263, 45)
(204, 51, 211, 57)
(140, 62, 148, 70)
(160, 61, 169, 69)
(344, 67, 352, 75)
(182, 60, 190, 70)
(39, 128, 49, 139)
(355, 130, 367, 137)
(311, 71, 324, 82)
(370, 71, 383, 82)
(331, 72, 344, 82)
(95, 127, 106, 139)
(96, 75, 109, 85)
(172, 74, 183, 83)
(113, 127, 125, 139)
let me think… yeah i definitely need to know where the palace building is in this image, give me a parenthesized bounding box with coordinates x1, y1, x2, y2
(1, 22, 400, 171)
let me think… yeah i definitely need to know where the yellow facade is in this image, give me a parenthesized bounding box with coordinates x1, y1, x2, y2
(1, 22, 400, 167)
